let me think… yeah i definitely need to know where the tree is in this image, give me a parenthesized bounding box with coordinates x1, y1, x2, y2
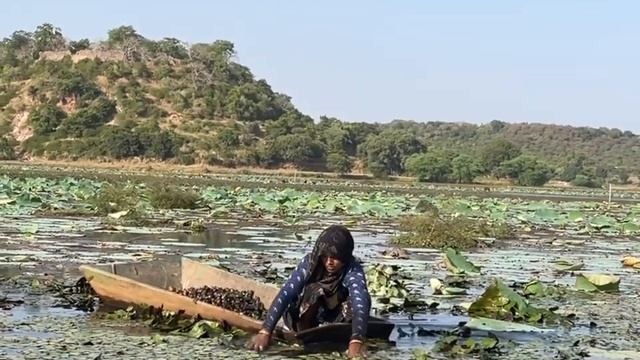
(52, 70, 102, 102)
(216, 128, 240, 148)
(404, 151, 452, 182)
(225, 82, 283, 121)
(4, 30, 36, 61)
(146, 131, 179, 160)
(558, 154, 586, 181)
(69, 39, 91, 54)
(58, 96, 116, 137)
(33, 23, 66, 52)
(479, 138, 521, 174)
(265, 111, 314, 138)
(451, 154, 481, 183)
(154, 37, 188, 59)
(98, 126, 143, 159)
(136, 121, 180, 160)
(320, 120, 354, 154)
(496, 155, 553, 186)
(611, 168, 630, 184)
(29, 103, 67, 135)
(264, 133, 324, 168)
(360, 130, 425, 177)
(571, 174, 603, 188)
(347, 122, 379, 154)
(0, 136, 16, 160)
(595, 165, 611, 180)
(327, 151, 353, 175)
(488, 120, 506, 133)
(107, 26, 141, 47)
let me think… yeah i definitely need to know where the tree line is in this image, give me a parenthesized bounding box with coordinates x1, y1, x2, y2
(0, 24, 637, 187)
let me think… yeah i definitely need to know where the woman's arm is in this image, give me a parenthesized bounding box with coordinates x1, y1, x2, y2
(345, 261, 371, 342)
(261, 254, 310, 333)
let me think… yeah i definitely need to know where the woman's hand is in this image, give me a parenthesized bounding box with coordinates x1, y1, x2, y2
(347, 340, 366, 358)
(248, 330, 272, 352)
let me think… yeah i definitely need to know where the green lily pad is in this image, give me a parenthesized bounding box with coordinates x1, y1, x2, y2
(621, 222, 640, 234)
(575, 274, 620, 292)
(468, 279, 550, 323)
(444, 248, 481, 275)
(430, 278, 467, 296)
(567, 210, 584, 222)
(466, 317, 552, 333)
(522, 280, 545, 297)
(552, 259, 585, 272)
(186, 320, 225, 338)
(589, 215, 616, 229)
(533, 208, 560, 223)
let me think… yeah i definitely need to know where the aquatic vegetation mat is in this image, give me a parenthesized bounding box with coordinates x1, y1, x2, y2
(391, 214, 479, 250)
(101, 304, 248, 343)
(3, 174, 640, 237)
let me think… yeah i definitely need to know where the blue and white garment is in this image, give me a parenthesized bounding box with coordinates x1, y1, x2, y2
(262, 254, 371, 341)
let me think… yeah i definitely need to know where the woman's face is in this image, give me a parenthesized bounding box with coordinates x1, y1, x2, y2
(322, 256, 344, 274)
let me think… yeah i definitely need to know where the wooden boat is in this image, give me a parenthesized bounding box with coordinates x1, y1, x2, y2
(79, 255, 395, 345)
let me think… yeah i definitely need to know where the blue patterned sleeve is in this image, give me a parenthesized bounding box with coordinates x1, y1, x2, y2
(345, 261, 371, 341)
(261, 254, 310, 333)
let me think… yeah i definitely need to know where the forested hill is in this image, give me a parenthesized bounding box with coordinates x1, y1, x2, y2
(0, 24, 638, 186)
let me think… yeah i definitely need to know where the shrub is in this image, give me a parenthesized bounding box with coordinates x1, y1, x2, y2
(90, 182, 144, 218)
(404, 151, 453, 182)
(0, 85, 18, 108)
(175, 153, 195, 165)
(327, 151, 353, 175)
(571, 174, 603, 188)
(58, 96, 116, 137)
(147, 184, 199, 209)
(390, 213, 512, 250)
(234, 148, 260, 166)
(29, 103, 66, 135)
(0, 136, 17, 160)
(216, 128, 240, 148)
(97, 126, 144, 159)
(144, 130, 179, 160)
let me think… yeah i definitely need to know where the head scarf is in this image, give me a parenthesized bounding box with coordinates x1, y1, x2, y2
(296, 225, 354, 313)
(306, 225, 354, 283)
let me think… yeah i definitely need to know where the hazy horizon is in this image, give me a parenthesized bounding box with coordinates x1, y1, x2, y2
(2, 1, 639, 133)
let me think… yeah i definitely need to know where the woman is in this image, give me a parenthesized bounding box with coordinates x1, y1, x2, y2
(249, 225, 371, 358)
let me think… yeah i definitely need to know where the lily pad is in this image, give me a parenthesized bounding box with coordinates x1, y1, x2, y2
(575, 274, 620, 292)
(430, 278, 467, 296)
(186, 320, 225, 338)
(621, 256, 640, 269)
(468, 279, 550, 323)
(589, 215, 616, 229)
(522, 280, 546, 297)
(433, 333, 500, 355)
(552, 259, 585, 272)
(465, 317, 552, 333)
(444, 248, 480, 275)
(621, 222, 640, 234)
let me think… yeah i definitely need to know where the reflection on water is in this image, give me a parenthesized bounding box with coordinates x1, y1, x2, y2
(84, 224, 293, 250)
(8, 304, 83, 322)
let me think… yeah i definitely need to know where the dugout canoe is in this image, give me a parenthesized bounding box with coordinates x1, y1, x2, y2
(79, 255, 395, 344)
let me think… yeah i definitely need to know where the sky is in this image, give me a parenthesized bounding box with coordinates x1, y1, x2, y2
(2, 1, 639, 133)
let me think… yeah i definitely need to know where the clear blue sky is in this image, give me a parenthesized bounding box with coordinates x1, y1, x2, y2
(3, 1, 639, 132)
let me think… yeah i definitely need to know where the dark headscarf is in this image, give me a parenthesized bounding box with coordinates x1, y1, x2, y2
(296, 225, 354, 317)
(306, 225, 354, 283)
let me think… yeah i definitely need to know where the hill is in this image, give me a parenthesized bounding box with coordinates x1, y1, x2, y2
(0, 24, 638, 187)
